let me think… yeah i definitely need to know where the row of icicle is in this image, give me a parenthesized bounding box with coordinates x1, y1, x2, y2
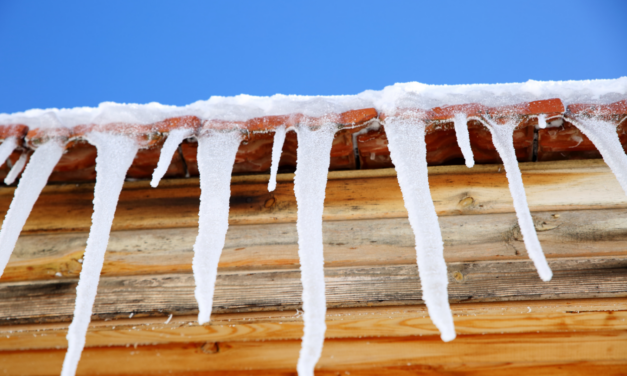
(0, 111, 626, 376)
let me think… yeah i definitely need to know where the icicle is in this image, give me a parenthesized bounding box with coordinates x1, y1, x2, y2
(571, 117, 627, 196)
(294, 123, 336, 376)
(0, 136, 17, 167)
(150, 128, 193, 188)
(4, 152, 28, 185)
(453, 114, 474, 168)
(268, 125, 286, 192)
(0, 141, 64, 278)
(384, 117, 456, 342)
(61, 133, 138, 376)
(537, 114, 547, 129)
(192, 130, 242, 325)
(482, 117, 552, 282)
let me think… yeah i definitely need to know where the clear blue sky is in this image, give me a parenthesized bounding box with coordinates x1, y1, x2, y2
(0, 0, 625, 113)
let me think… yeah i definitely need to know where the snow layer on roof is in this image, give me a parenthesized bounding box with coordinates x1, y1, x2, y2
(1, 78, 625, 129)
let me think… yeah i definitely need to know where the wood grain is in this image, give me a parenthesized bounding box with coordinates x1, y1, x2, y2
(0, 160, 625, 234)
(5, 208, 627, 282)
(1, 331, 625, 375)
(1, 299, 626, 351)
(1, 256, 626, 325)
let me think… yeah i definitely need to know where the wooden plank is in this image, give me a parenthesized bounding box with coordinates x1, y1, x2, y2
(1, 331, 625, 375)
(1, 256, 626, 325)
(1, 299, 626, 351)
(5, 208, 627, 282)
(0, 160, 625, 234)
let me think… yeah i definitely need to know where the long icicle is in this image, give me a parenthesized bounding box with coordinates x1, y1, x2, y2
(268, 125, 286, 192)
(193, 129, 242, 325)
(150, 128, 193, 188)
(453, 114, 474, 168)
(571, 117, 627, 196)
(384, 117, 456, 342)
(4, 151, 28, 185)
(294, 123, 336, 376)
(61, 132, 139, 376)
(0, 141, 64, 278)
(483, 117, 552, 281)
(0, 136, 17, 166)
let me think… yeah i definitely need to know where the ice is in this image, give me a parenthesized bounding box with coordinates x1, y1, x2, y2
(268, 125, 286, 192)
(61, 132, 139, 376)
(4, 152, 28, 185)
(293, 123, 337, 376)
(571, 117, 627, 196)
(150, 128, 193, 188)
(453, 113, 474, 168)
(0, 141, 64, 278)
(481, 117, 553, 282)
(384, 116, 456, 342)
(537, 114, 547, 129)
(192, 130, 242, 325)
(0, 136, 17, 167)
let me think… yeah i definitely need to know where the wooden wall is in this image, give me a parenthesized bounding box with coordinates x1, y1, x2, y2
(0, 159, 626, 375)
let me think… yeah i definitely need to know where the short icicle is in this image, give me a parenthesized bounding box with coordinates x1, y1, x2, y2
(453, 113, 474, 168)
(4, 151, 28, 185)
(0, 141, 64, 278)
(268, 125, 286, 192)
(571, 117, 627, 196)
(384, 117, 456, 342)
(150, 128, 193, 188)
(0, 136, 17, 166)
(294, 123, 336, 376)
(192, 129, 242, 325)
(483, 118, 552, 281)
(61, 133, 139, 376)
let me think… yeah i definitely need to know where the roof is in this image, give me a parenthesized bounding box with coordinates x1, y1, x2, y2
(0, 80, 626, 184)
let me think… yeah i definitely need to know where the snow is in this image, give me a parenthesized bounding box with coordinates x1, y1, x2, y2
(383, 115, 456, 342)
(0, 141, 64, 279)
(293, 123, 336, 376)
(4, 152, 28, 185)
(453, 113, 474, 168)
(570, 117, 627, 196)
(268, 125, 286, 192)
(537, 114, 547, 129)
(480, 117, 553, 282)
(61, 132, 139, 376)
(192, 129, 242, 325)
(0, 137, 17, 167)
(150, 128, 193, 188)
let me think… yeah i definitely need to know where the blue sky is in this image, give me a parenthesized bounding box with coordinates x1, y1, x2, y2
(0, 0, 625, 113)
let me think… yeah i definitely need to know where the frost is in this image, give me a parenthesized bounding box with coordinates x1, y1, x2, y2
(481, 118, 553, 282)
(571, 118, 627, 196)
(150, 128, 193, 188)
(4, 152, 28, 185)
(61, 132, 139, 376)
(453, 114, 474, 168)
(0, 141, 64, 278)
(0, 136, 17, 167)
(192, 130, 242, 325)
(384, 116, 456, 342)
(268, 125, 286, 192)
(294, 123, 336, 376)
(537, 114, 547, 129)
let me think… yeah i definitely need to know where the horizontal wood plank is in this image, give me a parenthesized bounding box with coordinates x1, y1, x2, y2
(1, 299, 626, 351)
(1, 256, 626, 325)
(1, 331, 625, 375)
(5, 208, 627, 282)
(0, 160, 625, 234)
